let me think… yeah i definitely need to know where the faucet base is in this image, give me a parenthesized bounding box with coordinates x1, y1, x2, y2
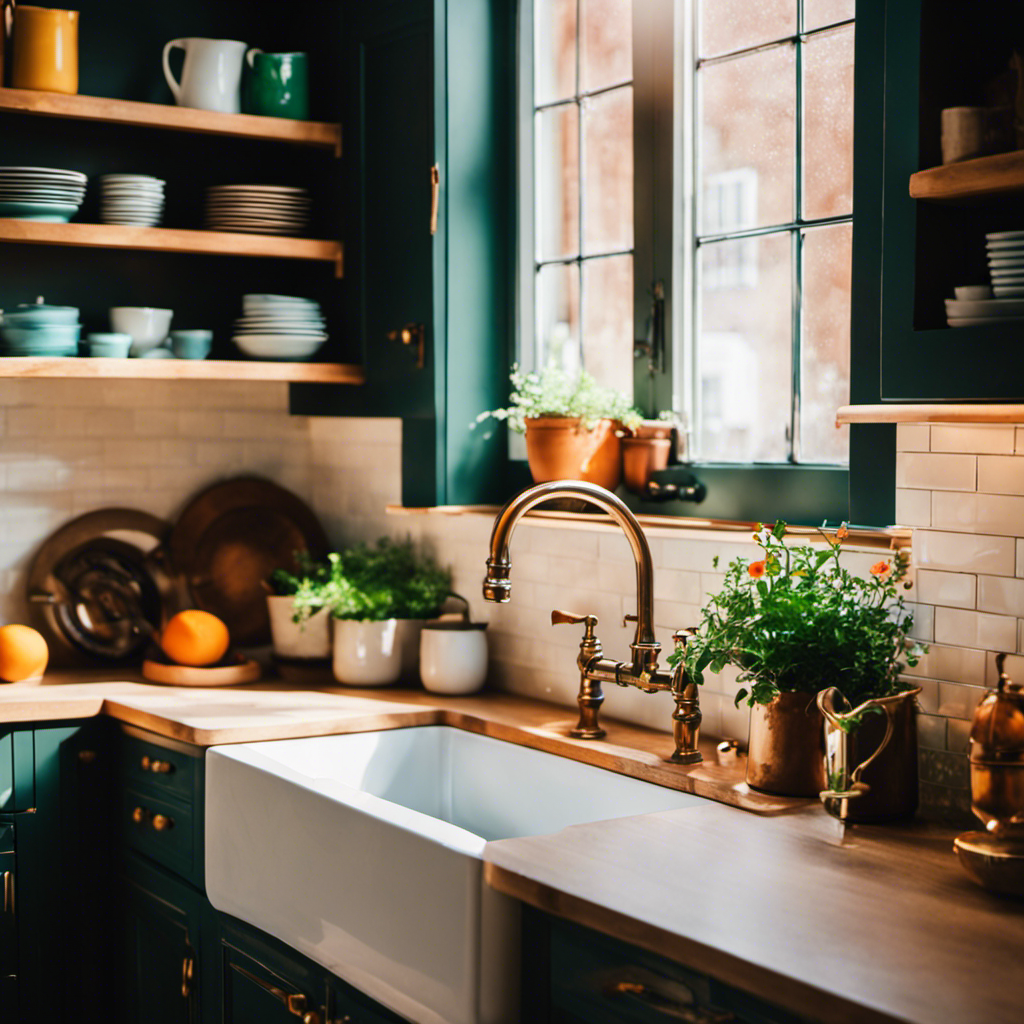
(668, 750, 703, 765)
(570, 724, 607, 740)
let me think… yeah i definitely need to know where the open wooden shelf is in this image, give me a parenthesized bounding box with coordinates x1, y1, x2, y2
(0, 357, 365, 384)
(837, 403, 1024, 425)
(0, 87, 341, 154)
(909, 149, 1024, 201)
(0, 220, 344, 275)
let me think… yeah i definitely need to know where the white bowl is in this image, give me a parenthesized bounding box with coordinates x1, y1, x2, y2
(109, 307, 173, 355)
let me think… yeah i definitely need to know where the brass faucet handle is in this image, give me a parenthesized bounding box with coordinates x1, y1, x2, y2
(551, 609, 598, 640)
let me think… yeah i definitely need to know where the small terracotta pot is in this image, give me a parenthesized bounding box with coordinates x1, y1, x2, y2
(621, 437, 672, 494)
(746, 690, 827, 797)
(523, 416, 622, 491)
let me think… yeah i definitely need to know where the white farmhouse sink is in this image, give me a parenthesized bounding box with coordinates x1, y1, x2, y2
(205, 726, 701, 1024)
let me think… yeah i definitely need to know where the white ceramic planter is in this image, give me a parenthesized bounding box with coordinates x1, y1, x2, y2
(332, 618, 401, 686)
(420, 623, 489, 695)
(266, 597, 331, 660)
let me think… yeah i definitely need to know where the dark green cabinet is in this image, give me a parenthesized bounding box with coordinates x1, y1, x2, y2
(0, 824, 15, 1002)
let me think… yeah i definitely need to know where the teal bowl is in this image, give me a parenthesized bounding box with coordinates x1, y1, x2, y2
(1, 324, 81, 346)
(0, 200, 80, 222)
(84, 332, 132, 358)
(169, 329, 213, 360)
(4, 302, 80, 326)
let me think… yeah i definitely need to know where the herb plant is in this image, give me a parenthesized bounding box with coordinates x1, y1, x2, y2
(268, 552, 332, 624)
(474, 363, 642, 434)
(323, 538, 452, 622)
(673, 522, 925, 709)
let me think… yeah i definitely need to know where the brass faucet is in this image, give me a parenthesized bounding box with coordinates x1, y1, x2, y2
(482, 480, 702, 764)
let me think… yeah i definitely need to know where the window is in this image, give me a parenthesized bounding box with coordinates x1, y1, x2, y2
(522, 1, 857, 517)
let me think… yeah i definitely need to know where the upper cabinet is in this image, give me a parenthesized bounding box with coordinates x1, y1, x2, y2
(874, 0, 1024, 401)
(291, 0, 522, 508)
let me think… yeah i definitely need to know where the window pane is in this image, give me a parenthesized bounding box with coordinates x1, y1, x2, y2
(536, 104, 580, 261)
(582, 255, 633, 389)
(535, 0, 576, 105)
(804, 0, 855, 32)
(698, 233, 792, 462)
(699, 0, 795, 58)
(804, 24, 854, 220)
(582, 86, 633, 255)
(580, 0, 631, 92)
(699, 45, 795, 233)
(536, 262, 581, 373)
(800, 224, 851, 464)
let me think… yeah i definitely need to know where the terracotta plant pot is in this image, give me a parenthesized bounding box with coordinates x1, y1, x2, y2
(746, 690, 827, 797)
(523, 416, 622, 491)
(621, 437, 672, 494)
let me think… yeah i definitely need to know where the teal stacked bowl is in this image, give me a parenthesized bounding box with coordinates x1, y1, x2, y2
(0, 297, 81, 356)
(84, 332, 132, 358)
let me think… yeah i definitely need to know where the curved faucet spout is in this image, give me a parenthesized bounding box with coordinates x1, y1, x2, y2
(483, 480, 658, 652)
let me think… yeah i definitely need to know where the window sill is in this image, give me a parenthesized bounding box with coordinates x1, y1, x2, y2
(385, 503, 910, 552)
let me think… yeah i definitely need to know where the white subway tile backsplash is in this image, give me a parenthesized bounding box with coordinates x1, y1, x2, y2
(653, 568, 703, 605)
(933, 607, 1018, 651)
(1017, 427, 1024, 454)
(930, 425, 1016, 455)
(915, 569, 976, 609)
(977, 455, 1024, 495)
(938, 680, 989, 719)
(905, 602, 934, 642)
(895, 488, 931, 526)
(986, 650, 1024, 685)
(905, 644, 987, 686)
(977, 575, 1024, 617)
(914, 530, 1016, 575)
(917, 714, 947, 750)
(946, 718, 972, 753)
(896, 424, 930, 452)
(931, 490, 1024, 535)
(1018, 539, 1024, 576)
(896, 452, 976, 491)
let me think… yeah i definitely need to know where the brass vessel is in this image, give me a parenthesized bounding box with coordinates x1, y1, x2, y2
(746, 691, 826, 797)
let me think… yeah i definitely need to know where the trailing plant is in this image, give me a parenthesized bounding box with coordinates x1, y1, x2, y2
(322, 537, 452, 622)
(671, 522, 925, 710)
(474, 363, 642, 434)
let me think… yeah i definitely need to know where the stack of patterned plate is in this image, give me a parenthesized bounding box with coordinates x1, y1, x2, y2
(987, 231, 1024, 298)
(232, 294, 326, 360)
(0, 166, 86, 222)
(99, 174, 166, 226)
(205, 185, 310, 235)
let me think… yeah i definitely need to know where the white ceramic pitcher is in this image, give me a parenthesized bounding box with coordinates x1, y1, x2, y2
(163, 37, 247, 113)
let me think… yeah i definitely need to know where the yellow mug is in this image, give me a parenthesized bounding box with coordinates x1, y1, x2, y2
(11, 5, 79, 95)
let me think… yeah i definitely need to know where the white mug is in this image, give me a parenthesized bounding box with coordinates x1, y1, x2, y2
(163, 38, 248, 114)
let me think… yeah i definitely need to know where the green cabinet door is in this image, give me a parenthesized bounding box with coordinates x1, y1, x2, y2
(121, 853, 205, 1024)
(0, 825, 15, 1001)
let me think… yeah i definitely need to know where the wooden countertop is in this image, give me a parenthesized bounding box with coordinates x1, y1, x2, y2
(3, 673, 1020, 1024)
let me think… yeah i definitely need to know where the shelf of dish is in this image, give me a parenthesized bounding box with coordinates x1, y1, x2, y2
(909, 150, 1024, 201)
(0, 357, 365, 384)
(0, 87, 342, 155)
(0, 220, 344, 275)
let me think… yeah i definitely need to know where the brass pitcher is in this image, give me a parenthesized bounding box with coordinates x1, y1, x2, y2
(817, 686, 921, 823)
(11, 4, 79, 95)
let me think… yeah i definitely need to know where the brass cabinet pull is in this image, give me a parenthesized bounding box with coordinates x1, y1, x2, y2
(2, 870, 13, 915)
(230, 963, 322, 1024)
(386, 322, 426, 369)
(140, 755, 174, 774)
(131, 806, 174, 832)
(181, 952, 194, 998)
(430, 163, 440, 235)
(604, 975, 735, 1022)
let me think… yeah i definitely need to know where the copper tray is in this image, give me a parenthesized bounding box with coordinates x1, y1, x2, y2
(168, 477, 329, 647)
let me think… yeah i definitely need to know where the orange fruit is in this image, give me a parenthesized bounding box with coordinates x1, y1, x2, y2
(160, 610, 230, 667)
(0, 624, 49, 682)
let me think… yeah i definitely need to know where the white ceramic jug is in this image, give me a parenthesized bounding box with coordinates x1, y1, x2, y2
(163, 37, 247, 113)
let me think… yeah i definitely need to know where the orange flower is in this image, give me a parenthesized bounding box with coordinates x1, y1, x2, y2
(748, 560, 767, 579)
(870, 560, 891, 579)
(836, 524, 849, 540)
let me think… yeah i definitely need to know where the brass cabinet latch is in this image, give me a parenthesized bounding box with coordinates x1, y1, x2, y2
(430, 164, 440, 235)
(387, 322, 426, 369)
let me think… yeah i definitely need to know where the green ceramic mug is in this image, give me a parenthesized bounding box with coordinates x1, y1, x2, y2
(243, 49, 309, 120)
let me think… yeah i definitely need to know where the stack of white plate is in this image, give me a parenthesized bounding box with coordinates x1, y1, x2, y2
(0, 166, 86, 222)
(205, 185, 310, 235)
(945, 296, 1024, 327)
(99, 174, 165, 226)
(232, 294, 327, 360)
(987, 231, 1024, 298)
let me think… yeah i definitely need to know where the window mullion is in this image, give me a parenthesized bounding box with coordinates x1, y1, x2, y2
(790, 0, 805, 464)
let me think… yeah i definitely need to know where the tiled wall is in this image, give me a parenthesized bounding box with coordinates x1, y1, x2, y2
(895, 422, 1024, 822)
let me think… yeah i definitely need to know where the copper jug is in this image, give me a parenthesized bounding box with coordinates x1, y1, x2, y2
(969, 652, 1024, 833)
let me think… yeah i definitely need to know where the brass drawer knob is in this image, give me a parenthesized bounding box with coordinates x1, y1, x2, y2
(151, 814, 173, 832)
(140, 755, 175, 774)
(132, 806, 146, 824)
(131, 806, 174, 831)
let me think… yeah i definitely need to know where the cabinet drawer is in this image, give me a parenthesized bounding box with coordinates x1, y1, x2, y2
(121, 788, 195, 883)
(120, 734, 197, 805)
(549, 919, 807, 1024)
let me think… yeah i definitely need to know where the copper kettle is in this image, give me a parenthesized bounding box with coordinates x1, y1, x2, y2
(969, 653, 1024, 833)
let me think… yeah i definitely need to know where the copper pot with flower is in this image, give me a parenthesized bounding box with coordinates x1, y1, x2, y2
(690, 522, 925, 799)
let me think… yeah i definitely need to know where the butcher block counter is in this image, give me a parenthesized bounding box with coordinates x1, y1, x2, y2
(1, 673, 1021, 1024)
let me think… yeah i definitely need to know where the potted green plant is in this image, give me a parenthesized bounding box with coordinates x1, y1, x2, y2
(265, 553, 332, 661)
(688, 522, 925, 800)
(325, 538, 452, 686)
(475, 364, 641, 491)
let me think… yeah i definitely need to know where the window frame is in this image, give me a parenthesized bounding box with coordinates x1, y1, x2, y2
(516, 0, 889, 528)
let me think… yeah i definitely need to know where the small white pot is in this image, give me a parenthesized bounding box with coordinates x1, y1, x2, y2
(332, 618, 401, 686)
(266, 597, 331, 660)
(420, 621, 489, 695)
